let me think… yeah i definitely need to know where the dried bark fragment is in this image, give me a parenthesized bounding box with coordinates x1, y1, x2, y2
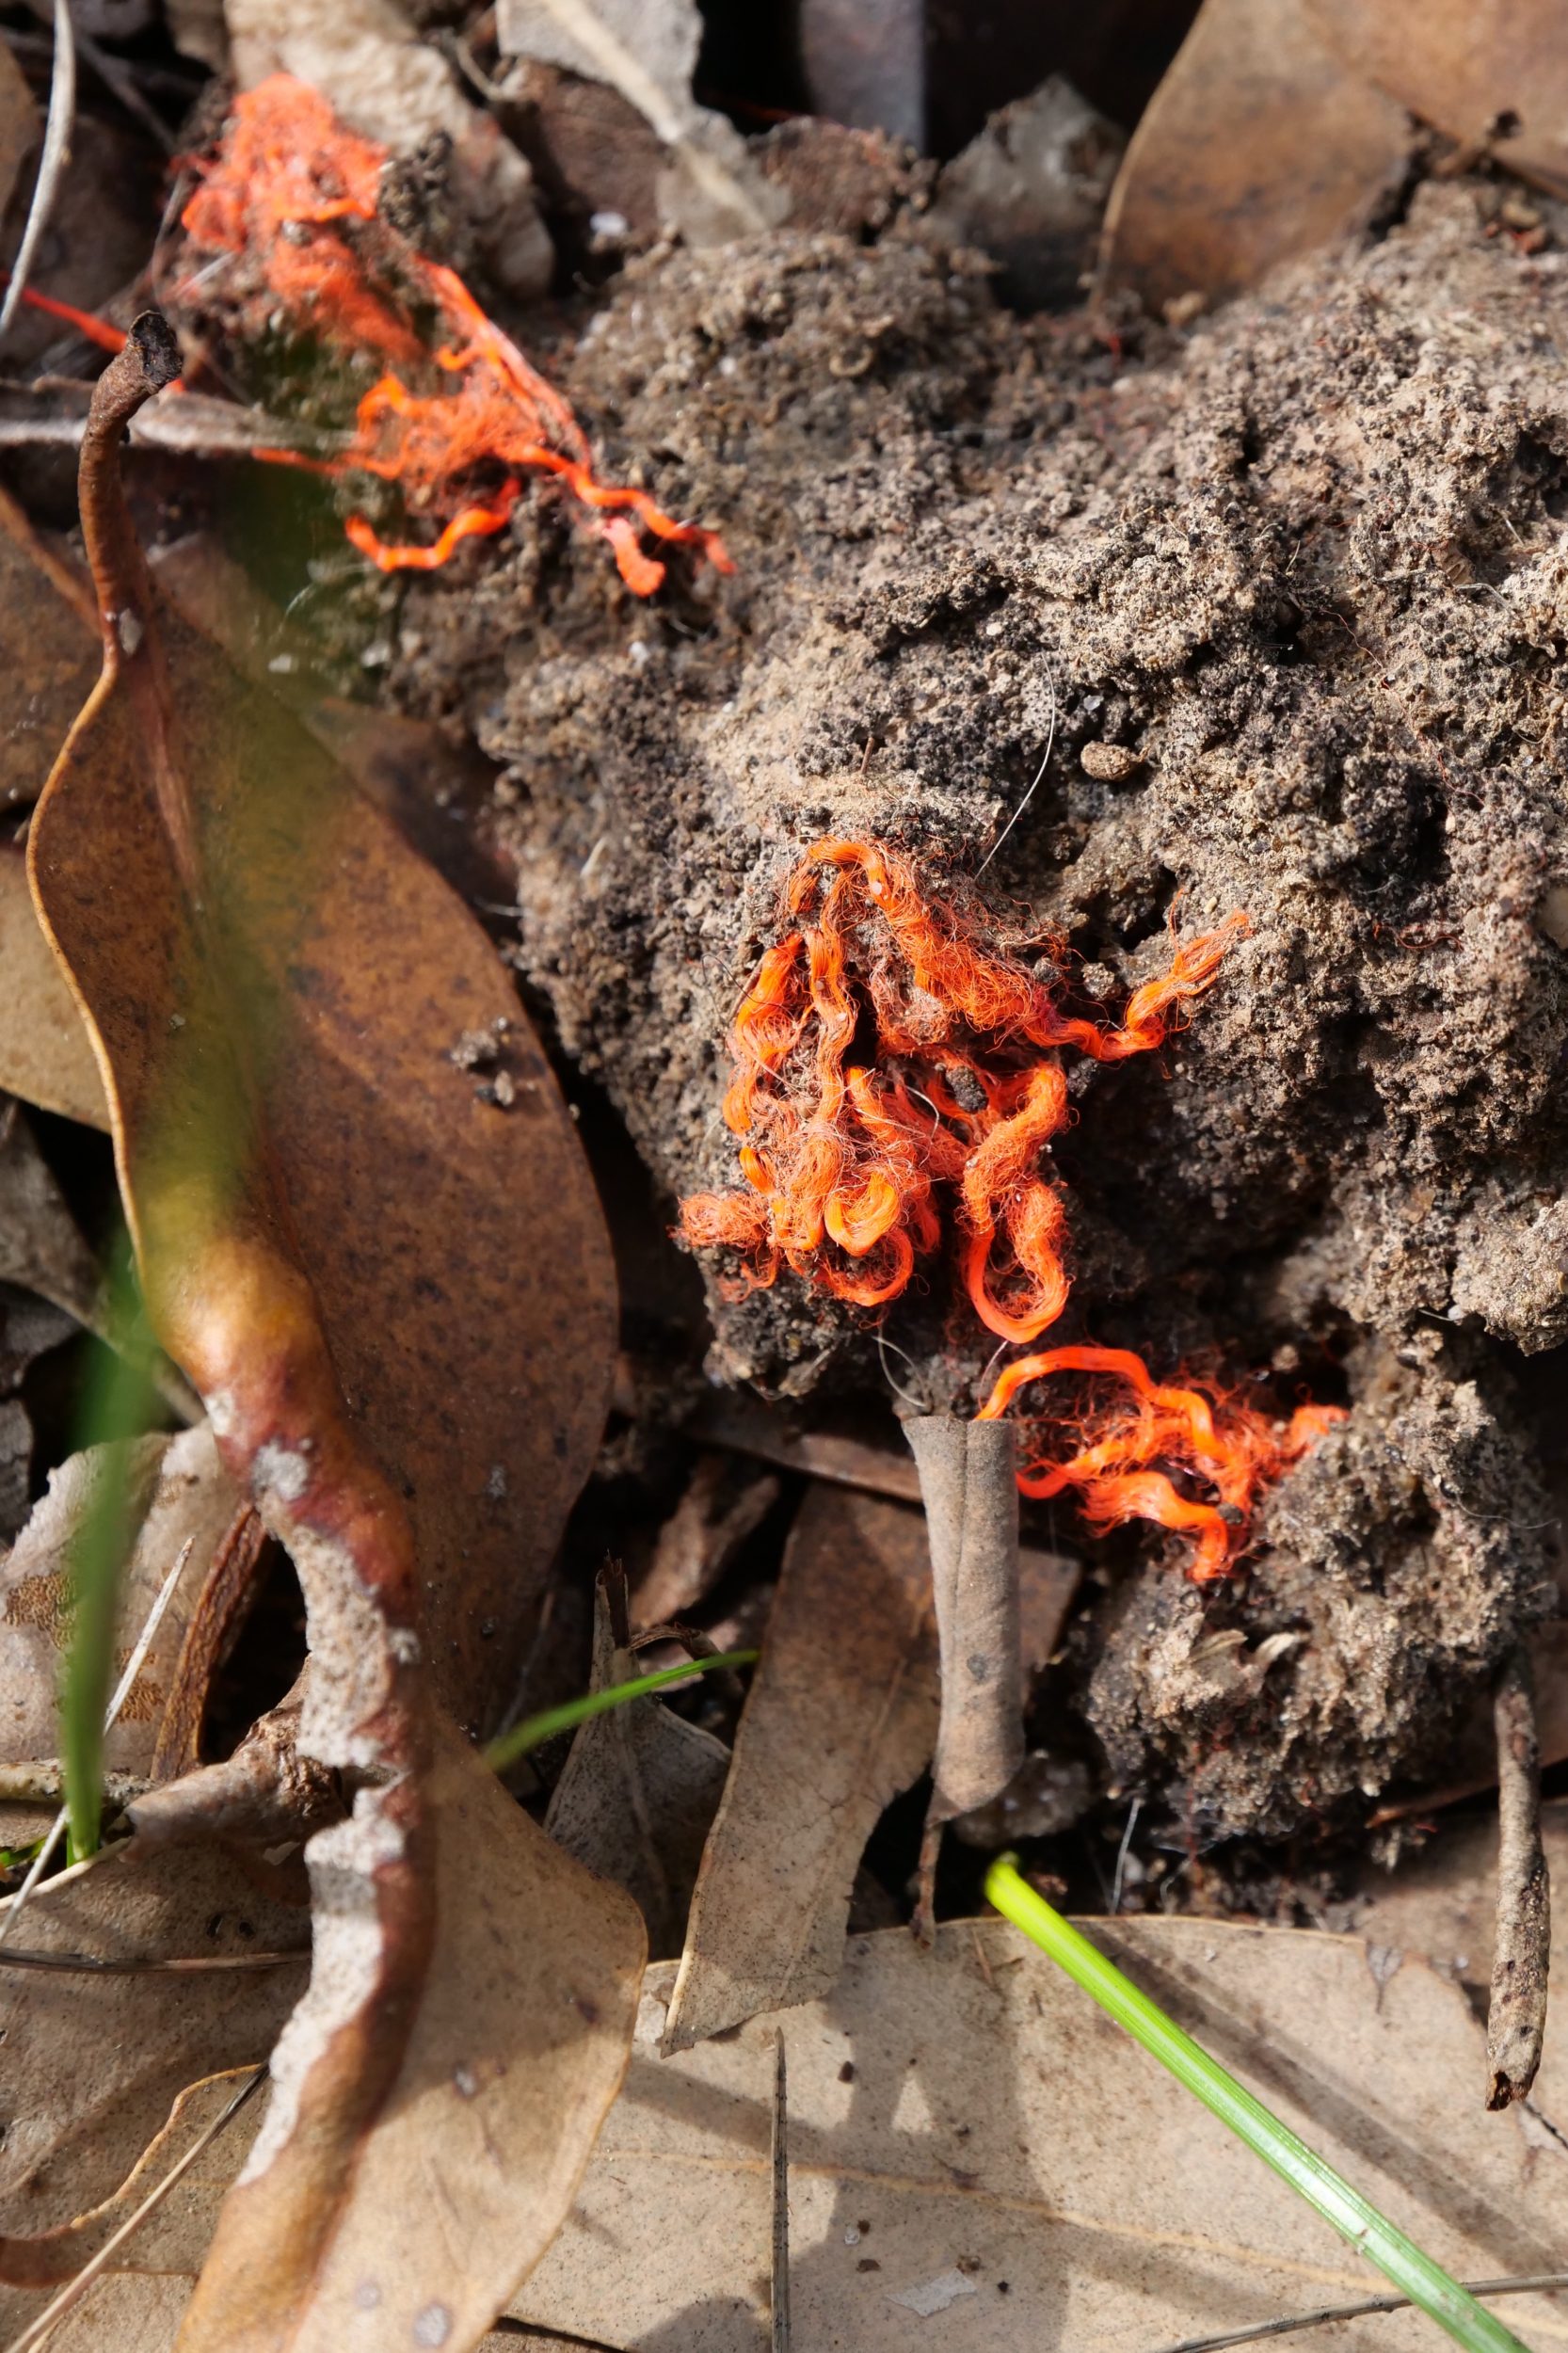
(1487, 1648, 1550, 2109)
(662, 1485, 938, 2052)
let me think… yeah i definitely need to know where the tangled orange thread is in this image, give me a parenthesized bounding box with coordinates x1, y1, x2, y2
(680, 838, 1246, 1337)
(179, 75, 733, 594)
(978, 1346, 1345, 1580)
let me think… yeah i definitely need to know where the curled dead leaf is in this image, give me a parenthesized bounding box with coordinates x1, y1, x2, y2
(24, 316, 632, 2351)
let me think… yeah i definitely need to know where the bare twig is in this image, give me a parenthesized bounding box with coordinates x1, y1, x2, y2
(1, 2067, 264, 2353)
(1488, 1645, 1550, 2108)
(0, 1944, 303, 1975)
(1142, 2272, 1568, 2353)
(0, 1535, 193, 1950)
(0, 0, 76, 344)
(770, 2030, 791, 2353)
(0, 396, 349, 459)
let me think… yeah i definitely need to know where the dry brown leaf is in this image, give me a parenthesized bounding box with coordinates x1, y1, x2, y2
(0, 851, 108, 1128)
(25, 321, 632, 2351)
(0, 1422, 241, 1777)
(631, 1450, 781, 1628)
(1307, 0, 1568, 197)
(31, 323, 616, 1742)
(663, 1485, 938, 2053)
(0, 1843, 306, 2286)
(1099, 0, 1412, 311)
(177, 1719, 644, 2353)
(518, 1913, 1568, 2350)
(546, 1569, 730, 1960)
(0, 481, 98, 813)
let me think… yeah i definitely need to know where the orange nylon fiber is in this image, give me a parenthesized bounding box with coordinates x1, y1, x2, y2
(680, 838, 1247, 1338)
(977, 1344, 1345, 1580)
(179, 74, 733, 593)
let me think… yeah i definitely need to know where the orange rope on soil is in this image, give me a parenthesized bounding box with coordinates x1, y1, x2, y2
(177, 74, 732, 592)
(680, 838, 1245, 1337)
(977, 1345, 1344, 1580)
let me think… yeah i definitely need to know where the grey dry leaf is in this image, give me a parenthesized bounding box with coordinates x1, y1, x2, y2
(0, 1101, 107, 1337)
(495, 0, 785, 241)
(1098, 0, 1413, 312)
(662, 1484, 938, 2054)
(904, 1415, 1023, 1820)
(0, 1422, 240, 1778)
(0, 1840, 306, 2305)
(545, 1568, 730, 1959)
(516, 1913, 1568, 2352)
(0, 858, 109, 1123)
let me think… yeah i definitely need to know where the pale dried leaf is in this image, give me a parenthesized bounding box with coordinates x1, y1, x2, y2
(0, 1424, 242, 1776)
(546, 1574, 729, 1959)
(663, 1486, 937, 2053)
(905, 1416, 1023, 1820)
(1306, 0, 1568, 198)
(495, 0, 783, 239)
(176, 1717, 645, 2353)
(1099, 0, 1412, 311)
(0, 1843, 305, 2279)
(0, 853, 108, 1128)
(520, 1913, 1568, 2350)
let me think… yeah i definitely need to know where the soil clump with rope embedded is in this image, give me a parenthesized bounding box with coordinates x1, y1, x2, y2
(371, 168, 1568, 1841)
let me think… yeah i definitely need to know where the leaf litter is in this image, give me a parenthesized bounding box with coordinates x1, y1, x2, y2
(4, 4, 1568, 2347)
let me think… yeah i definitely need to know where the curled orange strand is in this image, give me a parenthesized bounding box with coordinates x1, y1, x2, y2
(179, 74, 731, 591)
(680, 838, 1241, 1334)
(977, 1344, 1345, 1580)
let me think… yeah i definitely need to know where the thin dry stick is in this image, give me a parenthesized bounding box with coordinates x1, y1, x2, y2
(1487, 1644, 1550, 2108)
(770, 2029, 791, 2353)
(0, 1944, 303, 1975)
(2, 2067, 264, 2353)
(0, 0, 76, 342)
(1144, 2272, 1568, 2353)
(0, 1535, 193, 1950)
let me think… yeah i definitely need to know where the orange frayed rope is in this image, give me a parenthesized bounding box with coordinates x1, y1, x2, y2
(977, 1347, 1343, 1582)
(679, 839, 1344, 1576)
(177, 74, 733, 595)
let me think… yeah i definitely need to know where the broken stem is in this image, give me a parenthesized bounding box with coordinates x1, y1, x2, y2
(985, 1857, 1532, 2353)
(1487, 1645, 1549, 2109)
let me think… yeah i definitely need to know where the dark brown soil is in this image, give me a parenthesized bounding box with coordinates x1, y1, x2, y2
(360, 166, 1568, 1839)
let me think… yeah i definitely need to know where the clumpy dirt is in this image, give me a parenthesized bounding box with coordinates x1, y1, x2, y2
(376, 168, 1568, 1837)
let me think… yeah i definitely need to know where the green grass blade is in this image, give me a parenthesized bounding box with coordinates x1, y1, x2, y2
(485, 1649, 759, 1774)
(60, 1253, 159, 1862)
(984, 1857, 1533, 2353)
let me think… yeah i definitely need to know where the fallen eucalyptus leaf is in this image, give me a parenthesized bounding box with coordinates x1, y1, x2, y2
(1099, 0, 1412, 312)
(0, 1423, 241, 1777)
(0, 865, 109, 1123)
(0, 1843, 306, 2285)
(546, 1567, 729, 1959)
(518, 1913, 1568, 2350)
(1306, 0, 1568, 199)
(28, 316, 630, 2353)
(31, 319, 616, 1745)
(175, 1719, 644, 2353)
(663, 1484, 937, 2053)
(0, 480, 100, 813)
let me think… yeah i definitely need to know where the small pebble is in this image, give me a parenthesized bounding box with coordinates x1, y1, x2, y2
(1080, 742, 1143, 782)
